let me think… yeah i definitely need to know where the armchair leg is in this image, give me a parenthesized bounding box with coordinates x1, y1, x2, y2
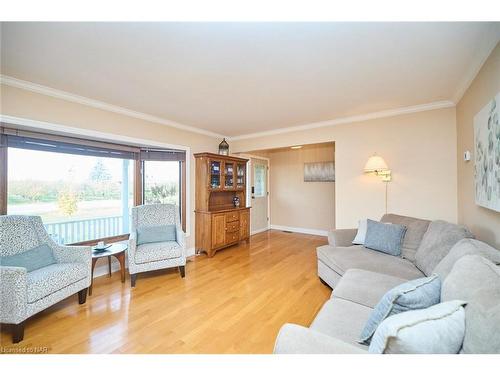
(131, 274, 137, 287)
(78, 288, 88, 304)
(12, 321, 25, 344)
(179, 265, 186, 278)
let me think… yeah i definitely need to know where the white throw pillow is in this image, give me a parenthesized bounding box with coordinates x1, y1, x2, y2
(352, 219, 368, 245)
(368, 300, 466, 354)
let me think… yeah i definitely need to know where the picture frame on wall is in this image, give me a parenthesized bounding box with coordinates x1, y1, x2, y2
(304, 162, 335, 182)
(474, 92, 500, 213)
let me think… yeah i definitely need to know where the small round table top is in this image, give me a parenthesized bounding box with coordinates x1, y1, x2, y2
(92, 243, 127, 258)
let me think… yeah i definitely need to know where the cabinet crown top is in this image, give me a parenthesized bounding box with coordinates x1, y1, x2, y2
(194, 152, 249, 162)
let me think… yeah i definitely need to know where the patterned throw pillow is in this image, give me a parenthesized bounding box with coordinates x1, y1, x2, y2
(364, 219, 407, 256)
(359, 275, 441, 344)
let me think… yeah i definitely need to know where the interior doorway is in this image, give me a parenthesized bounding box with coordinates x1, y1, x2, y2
(249, 157, 270, 235)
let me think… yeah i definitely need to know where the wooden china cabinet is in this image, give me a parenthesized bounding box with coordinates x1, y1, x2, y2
(194, 152, 250, 257)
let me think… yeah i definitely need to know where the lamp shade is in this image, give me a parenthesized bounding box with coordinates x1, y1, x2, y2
(364, 155, 389, 172)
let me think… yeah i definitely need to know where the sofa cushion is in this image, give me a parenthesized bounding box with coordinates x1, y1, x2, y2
(27, 262, 88, 303)
(135, 241, 182, 264)
(1, 243, 57, 272)
(415, 220, 473, 276)
(359, 275, 441, 344)
(441, 255, 500, 354)
(364, 219, 407, 256)
(317, 244, 424, 280)
(310, 298, 371, 350)
(137, 224, 176, 245)
(274, 323, 366, 354)
(381, 214, 430, 262)
(332, 269, 408, 308)
(433, 238, 500, 280)
(369, 300, 466, 354)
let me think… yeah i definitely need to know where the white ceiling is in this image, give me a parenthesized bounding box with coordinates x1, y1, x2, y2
(1, 22, 499, 137)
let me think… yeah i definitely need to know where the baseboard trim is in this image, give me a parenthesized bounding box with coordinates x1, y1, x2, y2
(270, 225, 328, 237)
(251, 227, 270, 236)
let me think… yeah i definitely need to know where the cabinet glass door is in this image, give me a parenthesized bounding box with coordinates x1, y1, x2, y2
(236, 163, 246, 189)
(224, 162, 235, 189)
(210, 160, 222, 189)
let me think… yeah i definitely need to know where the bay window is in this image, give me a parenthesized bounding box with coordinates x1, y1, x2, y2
(0, 127, 186, 245)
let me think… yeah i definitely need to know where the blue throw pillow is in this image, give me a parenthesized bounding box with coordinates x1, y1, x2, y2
(359, 275, 441, 344)
(364, 219, 407, 256)
(137, 224, 176, 245)
(1, 243, 57, 272)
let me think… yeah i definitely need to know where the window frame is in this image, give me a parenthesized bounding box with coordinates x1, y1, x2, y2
(0, 126, 187, 245)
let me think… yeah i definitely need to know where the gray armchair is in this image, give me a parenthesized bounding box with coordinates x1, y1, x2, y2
(129, 204, 186, 287)
(0, 215, 91, 343)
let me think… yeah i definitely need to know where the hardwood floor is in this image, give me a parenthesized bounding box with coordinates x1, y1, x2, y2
(0, 230, 330, 354)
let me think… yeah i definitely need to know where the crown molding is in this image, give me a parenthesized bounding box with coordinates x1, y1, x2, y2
(452, 26, 500, 104)
(2, 75, 456, 143)
(0, 75, 227, 139)
(227, 100, 456, 141)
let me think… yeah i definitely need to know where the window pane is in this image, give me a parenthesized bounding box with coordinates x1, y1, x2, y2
(144, 161, 180, 206)
(7, 148, 134, 244)
(254, 164, 266, 197)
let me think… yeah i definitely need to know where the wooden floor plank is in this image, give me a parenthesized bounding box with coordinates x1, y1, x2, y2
(0, 230, 330, 353)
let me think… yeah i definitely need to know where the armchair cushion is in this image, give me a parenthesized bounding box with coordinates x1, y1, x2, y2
(0, 266, 28, 323)
(135, 241, 182, 264)
(1, 243, 57, 272)
(27, 263, 88, 303)
(137, 224, 176, 245)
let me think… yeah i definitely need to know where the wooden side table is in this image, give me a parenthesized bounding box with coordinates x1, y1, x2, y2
(89, 243, 127, 296)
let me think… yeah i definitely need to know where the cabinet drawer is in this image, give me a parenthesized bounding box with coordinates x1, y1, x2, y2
(225, 212, 239, 222)
(226, 232, 239, 244)
(226, 221, 240, 233)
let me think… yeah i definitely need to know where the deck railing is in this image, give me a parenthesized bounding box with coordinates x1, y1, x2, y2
(44, 216, 124, 244)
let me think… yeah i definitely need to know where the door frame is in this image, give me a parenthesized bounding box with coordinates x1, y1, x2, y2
(238, 153, 271, 235)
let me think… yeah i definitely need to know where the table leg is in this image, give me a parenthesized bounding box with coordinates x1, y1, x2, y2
(108, 256, 112, 277)
(89, 257, 98, 296)
(113, 252, 126, 283)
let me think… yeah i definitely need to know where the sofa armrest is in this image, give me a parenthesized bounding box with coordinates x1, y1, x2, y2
(273, 324, 366, 354)
(0, 266, 28, 323)
(328, 229, 358, 247)
(51, 244, 92, 267)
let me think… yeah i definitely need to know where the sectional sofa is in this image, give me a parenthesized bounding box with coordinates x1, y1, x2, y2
(274, 214, 500, 354)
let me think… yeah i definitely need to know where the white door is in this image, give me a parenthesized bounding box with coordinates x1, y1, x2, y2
(250, 158, 269, 234)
